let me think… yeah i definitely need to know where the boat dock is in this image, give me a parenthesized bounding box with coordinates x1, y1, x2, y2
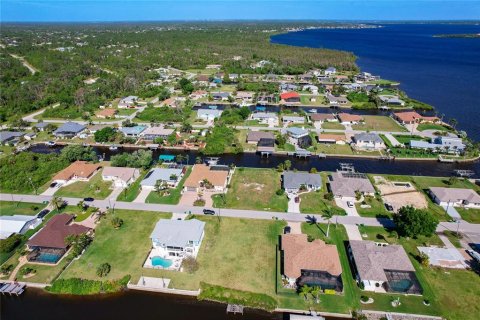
(454, 169, 475, 177)
(0, 282, 26, 296)
(439, 155, 455, 163)
(226, 304, 244, 314)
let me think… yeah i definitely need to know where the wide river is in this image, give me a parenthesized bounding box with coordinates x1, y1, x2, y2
(271, 23, 480, 141)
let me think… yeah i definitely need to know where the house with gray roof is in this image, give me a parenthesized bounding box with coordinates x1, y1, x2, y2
(119, 125, 146, 137)
(34, 122, 50, 131)
(348, 240, 421, 294)
(53, 122, 86, 138)
(141, 167, 184, 190)
(246, 131, 275, 144)
(282, 116, 305, 125)
(251, 112, 279, 126)
(282, 172, 322, 192)
(410, 136, 465, 154)
(328, 171, 375, 200)
(379, 95, 405, 106)
(285, 127, 312, 148)
(0, 131, 24, 145)
(352, 132, 386, 150)
(150, 219, 205, 258)
(428, 187, 480, 209)
(211, 92, 230, 101)
(197, 109, 223, 121)
(118, 95, 139, 108)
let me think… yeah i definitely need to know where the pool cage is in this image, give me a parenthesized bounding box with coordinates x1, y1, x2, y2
(27, 248, 65, 264)
(384, 270, 423, 295)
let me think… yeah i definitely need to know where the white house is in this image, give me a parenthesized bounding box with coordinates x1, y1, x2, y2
(0, 215, 42, 240)
(429, 187, 480, 208)
(324, 67, 337, 76)
(197, 109, 223, 121)
(118, 96, 139, 108)
(140, 167, 184, 190)
(251, 112, 279, 126)
(102, 166, 140, 188)
(282, 116, 305, 125)
(352, 132, 386, 150)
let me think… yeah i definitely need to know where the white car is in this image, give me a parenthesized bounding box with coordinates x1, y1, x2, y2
(346, 201, 354, 208)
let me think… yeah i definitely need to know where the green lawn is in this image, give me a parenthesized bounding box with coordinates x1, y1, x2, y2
(116, 170, 147, 202)
(393, 135, 429, 144)
(146, 167, 192, 204)
(314, 144, 354, 155)
(321, 122, 345, 130)
(456, 208, 480, 223)
(355, 195, 392, 219)
(417, 123, 451, 132)
(55, 171, 113, 199)
(213, 168, 288, 212)
(0, 201, 46, 216)
(352, 115, 406, 132)
(276, 143, 296, 152)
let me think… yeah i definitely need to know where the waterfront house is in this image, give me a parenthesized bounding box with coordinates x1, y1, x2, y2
(282, 171, 322, 192)
(190, 90, 208, 100)
(251, 112, 279, 126)
(428, 187, 480, 208)
(102, 166, 140, 188)
(280, 83, 299, 92)
(0, 215, 42, 240)
(87, 124, 109, 134)
(140, 167, 185, 190)
(337, 113, 364, 125)
(140, 126, 175, 141)
(53, 122, 86, 139)
(34, 122, 50, 132)
(197, 109, 223, 121)
(120, 125, 147, 138)
(257, 94, 276, 105)
(280, 92, 301, 104)
(27, 214, 92, 264)
(348, 240, 421, 294)
(118, 96, 139, 108)
(0, 131, 24, 145)
(328, 171, 375, 200)
(326, 94, 349, 106)
(410, 136, 465, 154)
(235, 91, 254, 103)
(309, 113, 337, 124)
(281, 234, 342, 291)
(324, 67, 337, 76)
(352, 132, 386, 150)
(282, 115, 305, 125)
(246, 131, 275, 144)
(211, 92, 230, 101)
(184, 164, 230, 193)
(379, 95, 405, 106)
(285, 127, 311, 148)
(150, 219, 205, 258)
(303, 85, 319, 94)
(317, 134, 347, 145)
(52, 161, 101, 184)
(393, 111, 439, 125)
(257, 138, 275, 154)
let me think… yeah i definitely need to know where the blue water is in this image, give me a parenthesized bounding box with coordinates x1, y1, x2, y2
(151, 256, 173, 268)
(271, 24, 480, 140)
(36, 252, 62, 264)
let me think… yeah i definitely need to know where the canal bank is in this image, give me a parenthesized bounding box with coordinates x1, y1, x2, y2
(29, 143, 480, 178)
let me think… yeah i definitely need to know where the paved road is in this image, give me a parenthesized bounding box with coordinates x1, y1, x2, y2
(3, 193, 480, 235)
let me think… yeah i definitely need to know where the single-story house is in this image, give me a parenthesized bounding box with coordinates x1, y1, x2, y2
(0, 215, 42, 240)
(190, 90, 208, 100)
(118, 96, 139, 108)
(197, 109, 223, 121)
(303, 85, 319, 94)
(184, 164, 230, 193)
(328, 171, 375, 200)
(27, 214, 92, 264)
(102, 166, 140, 188)
(53, 122, 86, 139)
(246, 131, 275, 144)
(282, 171, 322, 192)
(140, 167, 185, 190)
(326, 94, 348, 105)
(280, 92, 301, 103)
(257, 138, 275, 153)
(428, 187, 480, 208)
(309, 113, 337, 124)
(337, 113, 364, 125)
(417, 247, 466, 269)
(141, 127, 175, 141)
(282, 116, 305, 125)
(95, 108, 117, 119)
(281, 234, 343, 291)
(52, 161, 101, 184)
(393, 111, 439, 125)
(0, 131, 24, 145)
(379, 95, 405, 106)
(120, 125, 147, 138)
(236, 91, 254, 102)
(317, 134, 347, 145)
(34, 122, 50, 131)
(87, 124, 109, 134)
(352, 132, 386, 150)
(348, 240, 421, 294)
(410, 136, 465, 154)
(211, 92, 230, 101)
(286, 127, 312, 148)
(324, 67, 336, 76)
(251, 112, 279, 126)
(24, 133, 37, 141)
(257, 94, 276, 104)
(280, 83, 298, 92)
(150, 219, 205, 258)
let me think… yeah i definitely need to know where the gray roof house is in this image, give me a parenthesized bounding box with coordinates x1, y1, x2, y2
(53, 122, 86, 138)
(410, 136, 465, 154)
(150, 219, 205, 252)
(282, 172, 322, 192)
(0, 131, 24, 145)
(352, 132, 386, 150)
(429, 187, 480, 208)
(246, 131, 275, 143)
(328, 171, 375, 199)
(0, 215, 41, 240)
(35, 122, 50, 131)
(141, 167, 184, 189)
(197, 109, 223, 120)
(120, 125, 147, 137)
(349, 240, 421, 294)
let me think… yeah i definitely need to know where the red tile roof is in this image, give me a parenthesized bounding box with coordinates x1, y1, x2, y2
(280, 92, 300, 100)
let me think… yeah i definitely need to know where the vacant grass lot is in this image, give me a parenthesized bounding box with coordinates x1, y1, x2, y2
(314, 144, 354, 155)
(417, 123, 451, 132)
(56, 171, 113, 199)
(0, 201, 46, 216)
(321, 122, 345, 130)
(146, 167, 192, 204)
(355, 195, 392, 219)
(352, 115, 406, 132)
(213, 168, 288, 212)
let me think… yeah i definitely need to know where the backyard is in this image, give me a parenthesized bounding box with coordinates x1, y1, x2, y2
(55, 171, 113, 199)
(213, 168, 288, 212)
(0, 201, 46, 216)
(352, 115, 406, 132)
(417, 123, 451, 132)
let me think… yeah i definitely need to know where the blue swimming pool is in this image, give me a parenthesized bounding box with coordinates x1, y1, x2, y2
(36, 252, 63, 264)
(151, 256, 173, 268)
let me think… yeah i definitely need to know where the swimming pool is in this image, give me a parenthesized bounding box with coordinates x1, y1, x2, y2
(35, 252, 63, 264)
(151, 256, 173, 268)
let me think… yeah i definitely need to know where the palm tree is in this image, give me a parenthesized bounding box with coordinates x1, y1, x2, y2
(299, 285, 311, 301)
(284, 160, 292, 171)
(310, 286, 321, 304)
(195, 156, 203, 164)
(50, 196, 64, 212)
(322, 207, 334, 238)
(176, 154, 185, 164)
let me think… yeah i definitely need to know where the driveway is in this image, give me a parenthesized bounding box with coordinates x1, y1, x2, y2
(41, 185, 59, 196)
(344, 224, 363, 241)
(335, 198, 359, 216)
(133, 188, 151, 203)
(287, 221, 302, 234)
(287, 193, 300, 213)
(108, 187, 124, 201)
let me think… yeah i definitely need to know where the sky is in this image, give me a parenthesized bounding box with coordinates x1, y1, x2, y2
(1, 0, 480, 22)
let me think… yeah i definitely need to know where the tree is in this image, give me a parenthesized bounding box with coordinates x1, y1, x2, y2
(110, 150, 152, 168)
(419, 252, 430, 267)
(96, 263, 111, 277)
(51, 196, 65, 212)
(60, 145, 98, 162)
(393, 206, 439, 238)
(310, 286, 321, 304)
(180, 121, 193, 133)
(310, 167, 317, 173)
(284, 160, 292, 171)
(447, 176, 458, 186)
(195, 156, 203, 164)
(299, 284, 311, 301)
(179, 78, 194, 94)
(66, 233, 92, 257)
(111, 217, 124, 229)
(449, 118, 458, 130)
(322, 207, 334, 238)
(94, 127, 116, 143)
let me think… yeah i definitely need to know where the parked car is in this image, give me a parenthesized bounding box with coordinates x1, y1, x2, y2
(203, 209, 215, 215)
(37, 209, 50, 219)
(385, 203, 394, 212)
(283, 226, 291, 234)
(84, 197, 94, 202)
(294, 196, 300, 203)
(346, 201, 354, 208)
(50, 182, 58, 188)
(467, 249, 480, 263)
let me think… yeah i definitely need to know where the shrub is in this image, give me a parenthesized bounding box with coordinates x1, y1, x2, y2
(394, 206, 439, 238)
(276, 189, 285, 196)
(19, 266, 36, 276)
(193, 199, 206, 206)
(111, 217, 124, 229)
(324, 192, 334, 201)
(96, 263, 111, 277)
(0, 234, 23, 253)
(47, 276, 130, 295)
(182, 256, 199, 274)
(360, 295, 369, 302)
(0, 264, 14, 275)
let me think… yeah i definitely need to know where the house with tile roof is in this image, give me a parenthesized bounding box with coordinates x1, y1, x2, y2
(53, 161, 101, 184)
(184, 164, 230, 193)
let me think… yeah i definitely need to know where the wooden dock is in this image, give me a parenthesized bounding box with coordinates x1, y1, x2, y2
(0, 282, 26, 296)
(226, 304, 244, 314)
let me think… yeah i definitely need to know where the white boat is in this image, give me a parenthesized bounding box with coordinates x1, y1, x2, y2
(109, 145, 119, 151)
(308, 109, 317, 113)
(46, 141, 56, 147)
